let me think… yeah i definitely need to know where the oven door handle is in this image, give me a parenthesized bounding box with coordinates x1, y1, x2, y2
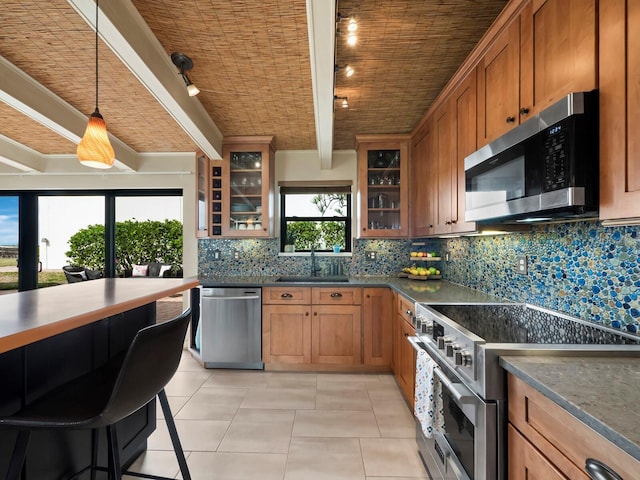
(408, 336, 476, 405)
(433, 367, 476, 404)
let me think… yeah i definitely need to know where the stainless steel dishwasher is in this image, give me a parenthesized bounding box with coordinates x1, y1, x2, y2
(199, 287, 263, 369)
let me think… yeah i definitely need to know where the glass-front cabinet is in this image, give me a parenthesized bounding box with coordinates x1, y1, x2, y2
(356, 134, 409, 237)
(222, 136, 275, 237)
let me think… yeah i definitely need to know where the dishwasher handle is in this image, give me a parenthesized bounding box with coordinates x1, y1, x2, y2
(202, 295, 260, 301)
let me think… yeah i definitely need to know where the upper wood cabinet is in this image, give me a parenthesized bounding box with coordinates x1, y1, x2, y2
(410, 121, 436, 237)
(450, 72, 478, 234)
(221, 136, 275, 237)
(477, 0, 597, 146)
(195, 150, 211, 238)
(356, 134, 410, 238)
(520, 0, 597, 115)
(599, 0, 640, 221)
(477, 17, 521, 145)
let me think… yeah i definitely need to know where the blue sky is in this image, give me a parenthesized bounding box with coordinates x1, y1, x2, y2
(0, 196, 19, 246)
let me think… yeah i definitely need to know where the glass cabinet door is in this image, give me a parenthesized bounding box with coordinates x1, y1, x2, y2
(228, 151, 264, 233)
(222, 136, 274, 237)
(366, 149, 402, 231)
(356, 135, 409, 238)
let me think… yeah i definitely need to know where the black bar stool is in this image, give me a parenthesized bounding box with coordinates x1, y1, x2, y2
(0, 308, 193, 480)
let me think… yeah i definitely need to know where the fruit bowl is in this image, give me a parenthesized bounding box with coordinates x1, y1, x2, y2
(408, 274, 442, 281)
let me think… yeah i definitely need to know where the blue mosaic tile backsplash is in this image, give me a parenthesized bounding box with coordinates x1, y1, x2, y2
(198, 220, 639, 332)
(434, 220, 639, 331)
(198, 238, 411, 278)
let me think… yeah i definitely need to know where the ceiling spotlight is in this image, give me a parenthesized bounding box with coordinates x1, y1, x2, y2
(345, 65, 354, 77)
(171, 52, 200, 96)
(347, 18, 358, 32)
(347, 32, 357, 46)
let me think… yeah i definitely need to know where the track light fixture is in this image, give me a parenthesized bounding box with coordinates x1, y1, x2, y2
(335, 64, 354, 77)
(336, 13, 358, 46)
(334, 95, 349, 109)
(77, 0, 115, 169)
(171, 52, 200, 97)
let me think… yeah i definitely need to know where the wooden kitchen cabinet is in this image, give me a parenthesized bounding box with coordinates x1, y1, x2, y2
(519, 0, 597, 116)
(311, 304, 361, 364)
(394, 294, 416, 404)
(262, 304, 311, 364)
(477, 0, 597, 147)
(477, 17, 521, 145)
(195, 151, 211, 237)
(508, 424, 570, 480)
(356, 134, 410, 238)
(508, 374, 638, 479)
(262, 286, 365, 369)
(599, 0, 640, 221)
(410, 120, 436, 237)
(221, 136, 275, 237)
(362, 288, 393, 368)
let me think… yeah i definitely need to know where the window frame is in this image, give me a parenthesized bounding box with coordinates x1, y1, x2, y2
(279, 186, 352, 253)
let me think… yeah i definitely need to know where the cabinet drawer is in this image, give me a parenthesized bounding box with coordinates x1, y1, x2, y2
(262, 286, 311, 304)
(508, 374, 637, 479)
(312, 287, 361, 305)
(397, 294, 414, 326)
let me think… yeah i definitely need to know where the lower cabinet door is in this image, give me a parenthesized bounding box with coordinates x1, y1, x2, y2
(262, 305, 311, 364)
(398, 318, 416, 403)
(311, 305, 362, 364)
(508, 424, 571, 480)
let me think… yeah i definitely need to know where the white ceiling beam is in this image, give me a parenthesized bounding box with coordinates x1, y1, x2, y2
(0, 135, 42, 172)
(0, 56, 138, 171)
(67, 0, 224, 160)
(306, 0, 336, 170)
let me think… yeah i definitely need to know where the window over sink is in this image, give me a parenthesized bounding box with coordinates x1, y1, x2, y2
(279, 182, 352, 253)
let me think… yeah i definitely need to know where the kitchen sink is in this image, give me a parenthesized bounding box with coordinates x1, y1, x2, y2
(275, 276, 349, 283)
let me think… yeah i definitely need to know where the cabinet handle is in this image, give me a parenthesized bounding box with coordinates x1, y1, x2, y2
(404, 332, 409, 337)
(585, 458, 623, 480)
(519, 107, 530, 116)
(406, 309, 413, 316)
(314, 312, 318, 316)
(429, 224, 433, 228)
(506, 116, 516, 123)
(366, 294, 371, 298)
(363, 227, 367, 231)
(451, 220, 457, 224)
(281, 293, 293, 299)
(330, 292, 343, 298)
(305, 311, 309, 316)
(445, 221, 451, 225)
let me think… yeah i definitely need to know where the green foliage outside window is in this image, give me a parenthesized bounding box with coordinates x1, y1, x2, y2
(66, 219, 183, 274)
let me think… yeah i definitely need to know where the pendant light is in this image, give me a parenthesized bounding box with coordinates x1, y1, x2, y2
(77, 0, 115, 169)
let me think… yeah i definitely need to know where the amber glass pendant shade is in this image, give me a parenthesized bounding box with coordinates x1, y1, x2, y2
(77, 109, 115, 169)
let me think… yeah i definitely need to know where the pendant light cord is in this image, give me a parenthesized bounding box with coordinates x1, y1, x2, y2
(94, 0, 99, 111)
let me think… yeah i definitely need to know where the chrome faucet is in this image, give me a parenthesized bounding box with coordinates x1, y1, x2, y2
(310, 246, 321, 277)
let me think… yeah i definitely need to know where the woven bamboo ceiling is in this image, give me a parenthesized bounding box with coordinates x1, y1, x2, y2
(0, 0, 508, 174)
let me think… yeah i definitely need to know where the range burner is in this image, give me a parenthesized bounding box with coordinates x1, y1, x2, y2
(429, 304, 639, 345)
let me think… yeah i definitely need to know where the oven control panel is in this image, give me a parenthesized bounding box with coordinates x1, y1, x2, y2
(416, 305, 479, 382)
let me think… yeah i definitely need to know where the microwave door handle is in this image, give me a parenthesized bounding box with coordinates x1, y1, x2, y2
(433, 366, 476, 405)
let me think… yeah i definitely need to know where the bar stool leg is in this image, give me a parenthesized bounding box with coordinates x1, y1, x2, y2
(90, 428, 99, 480)
(106, 425, 122, 480)
(157, 390, 191, 480)
(5, 430, 30, 480)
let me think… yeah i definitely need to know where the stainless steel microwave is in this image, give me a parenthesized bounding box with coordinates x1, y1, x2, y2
(464, 91, 598, 224)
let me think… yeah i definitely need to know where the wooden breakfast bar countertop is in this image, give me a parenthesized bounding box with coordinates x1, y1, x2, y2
(0, 277, 199, 354)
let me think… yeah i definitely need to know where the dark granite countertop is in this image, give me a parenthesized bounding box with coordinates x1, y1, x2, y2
(198, 275, 508, 305)
(500, 355, 640, 461)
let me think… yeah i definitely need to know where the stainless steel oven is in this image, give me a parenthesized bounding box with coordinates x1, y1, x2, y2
(409, 336, 499, 480)
(409, 302, 640, 480)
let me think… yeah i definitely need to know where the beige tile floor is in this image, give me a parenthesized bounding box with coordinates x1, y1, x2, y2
(126, 351, 428, 480)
